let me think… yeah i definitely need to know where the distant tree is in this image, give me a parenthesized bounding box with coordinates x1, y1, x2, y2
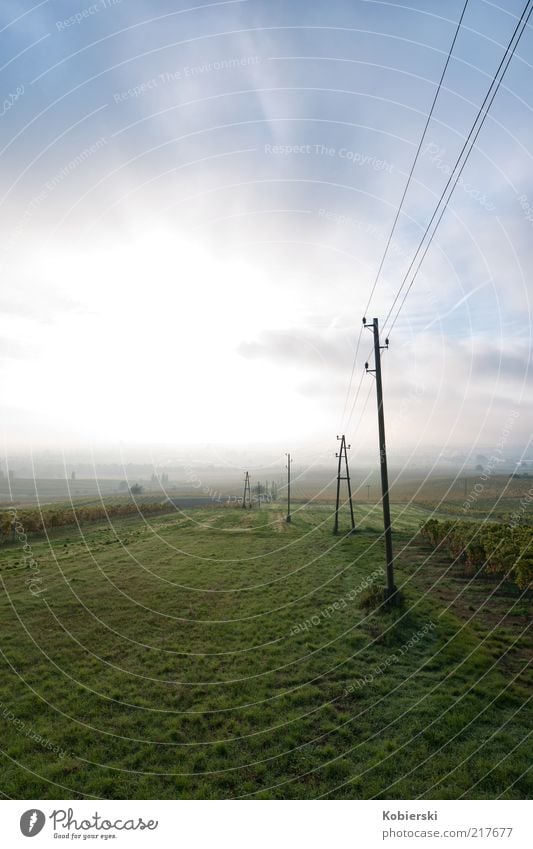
(118, 481, 128, 491)
(475, 464, 484, 472)
(130, 484, 144, 495)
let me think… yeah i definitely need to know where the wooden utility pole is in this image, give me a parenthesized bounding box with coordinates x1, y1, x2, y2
(364, 317, 396, 599)
(333, 435, 356, 535)
(285, 453, 292, 523)
(242, 471, 252, 509)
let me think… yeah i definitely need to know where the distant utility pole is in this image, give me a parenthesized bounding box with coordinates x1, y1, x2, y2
(333, 435, 356, 535)
(286, 453, 292, 523)
(364, 317, 396, 599)
(366, 484, 371, 501)
(242, 471, 252, 509)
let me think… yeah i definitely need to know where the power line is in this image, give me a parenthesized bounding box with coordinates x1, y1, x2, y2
(383, 0, 533, 336)
(339, 0, 469, 429)
(347, 0, 531, 438)
(345, 0, 533, 510)
(344, 0, 531, 597)
(344, 364, 372, 436)
(363, 0, 470, 319)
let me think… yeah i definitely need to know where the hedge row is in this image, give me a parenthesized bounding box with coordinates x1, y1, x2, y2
(0, 501, 173, 543)
(420, 519, 533, 591)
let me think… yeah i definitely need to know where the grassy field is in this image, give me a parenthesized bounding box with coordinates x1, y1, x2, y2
(0, 502, 531, 799)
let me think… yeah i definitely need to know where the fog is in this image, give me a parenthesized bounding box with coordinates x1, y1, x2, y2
(1, 0, 531, 463)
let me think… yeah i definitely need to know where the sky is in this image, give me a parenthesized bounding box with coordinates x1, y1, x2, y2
(0, 0, 532, 466)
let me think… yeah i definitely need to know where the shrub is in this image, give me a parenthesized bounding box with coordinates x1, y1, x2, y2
(420, 519, 533, 593)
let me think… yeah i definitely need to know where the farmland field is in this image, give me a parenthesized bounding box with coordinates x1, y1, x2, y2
(0, 503, 531, 799)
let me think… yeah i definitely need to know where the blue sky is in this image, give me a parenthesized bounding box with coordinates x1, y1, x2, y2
(0, 0, 531, 460)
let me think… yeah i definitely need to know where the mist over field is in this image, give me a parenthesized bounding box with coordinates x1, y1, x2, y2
(0, 0, 531, 466)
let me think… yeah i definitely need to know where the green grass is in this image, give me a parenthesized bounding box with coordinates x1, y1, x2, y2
(0, 504, 530, 799)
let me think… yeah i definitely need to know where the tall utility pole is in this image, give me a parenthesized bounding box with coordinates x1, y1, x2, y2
(333, 435, 356, 535)
(286, 453, 292, 523)
(364, 317, 396, 599)
(242, 471, 252, 509)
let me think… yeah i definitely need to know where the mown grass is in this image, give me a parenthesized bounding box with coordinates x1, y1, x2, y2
(0, 504, 530, 799)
